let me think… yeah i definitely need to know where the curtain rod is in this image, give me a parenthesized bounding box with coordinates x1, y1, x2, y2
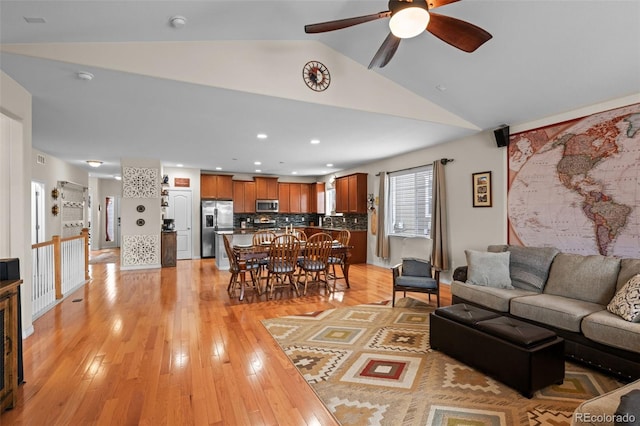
(375, 158, 454, 176)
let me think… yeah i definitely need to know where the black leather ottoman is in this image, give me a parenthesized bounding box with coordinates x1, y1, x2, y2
(430, 304, 565, 398)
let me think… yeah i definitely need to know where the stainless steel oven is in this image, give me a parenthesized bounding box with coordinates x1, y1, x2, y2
(256, 199, 279, 213)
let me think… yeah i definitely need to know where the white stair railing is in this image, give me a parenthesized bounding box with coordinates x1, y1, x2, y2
(31, 229, 90, 319)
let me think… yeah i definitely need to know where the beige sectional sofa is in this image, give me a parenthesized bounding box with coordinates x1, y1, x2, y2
(451, 245, 640, 380)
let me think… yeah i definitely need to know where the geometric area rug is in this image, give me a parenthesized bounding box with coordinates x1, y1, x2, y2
(261, 298, 623, 426)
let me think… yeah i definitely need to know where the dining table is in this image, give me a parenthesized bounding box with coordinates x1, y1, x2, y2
(231, 240, 352, 301)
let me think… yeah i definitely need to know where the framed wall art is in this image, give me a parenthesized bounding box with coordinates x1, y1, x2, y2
(472, 171, 492, 207)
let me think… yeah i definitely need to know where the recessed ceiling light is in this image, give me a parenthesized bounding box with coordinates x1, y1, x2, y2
(310, 139, 320, 144)
(292, 171, 298, 175)
(257, 133, 268, 139)
(255, 169, 262, 173)
(254, 161, 261, 165)
(169, 15, 187, 28)
(326, 163, 333, 167)
(77, 72, 94, 81)
(215, 167, 222, 170)
(114, 176, 122, 181)
(176, 164, 183, 167)
(24, 17, 46, 24)
(86, 160, 103, 167)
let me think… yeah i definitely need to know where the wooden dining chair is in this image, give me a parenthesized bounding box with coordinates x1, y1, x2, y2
(328, 229, 351, 292)
(297, 232, 332, 295)
(265, 234, 301, 299)
(291, 229, 307, 242)
(252, 230, 276, 281)
(223, 234, 261, 299)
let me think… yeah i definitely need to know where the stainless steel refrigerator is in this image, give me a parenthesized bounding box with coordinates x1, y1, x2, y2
(201, 200, 234, 258)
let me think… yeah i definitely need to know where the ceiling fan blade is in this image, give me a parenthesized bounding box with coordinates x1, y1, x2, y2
(305, 11, 391, 33)
(427, 12, 492, 52)
(426, 0, 461, 10)
(368, 32, 401, 69)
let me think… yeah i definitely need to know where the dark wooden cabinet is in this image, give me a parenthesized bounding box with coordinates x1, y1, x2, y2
(335, 176, 349, 213)
(336, 173, 367, 213)
(310, 182, 325, 214)
(278, 183, 290, 213)
(300, 184, 310, 213)
(289, 183, 302, 213)
(233, 181, 257, 213)
(0, 279, 22, 412)
(255, 177, 279, 199)
(201, 174, 233, 199)
(161, 231, 177, 267)
(304, 228, 367, 264)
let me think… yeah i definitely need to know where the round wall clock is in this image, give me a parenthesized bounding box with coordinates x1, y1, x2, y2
(303, 61, 331, 92)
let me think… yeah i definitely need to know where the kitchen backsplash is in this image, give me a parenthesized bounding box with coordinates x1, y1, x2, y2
(233, 213, 368, 231)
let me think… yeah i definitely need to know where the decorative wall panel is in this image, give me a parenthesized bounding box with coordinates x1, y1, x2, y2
(121, 234, 160, 266)
(123, 167, 159, 198)
(508, 103, 640, 257)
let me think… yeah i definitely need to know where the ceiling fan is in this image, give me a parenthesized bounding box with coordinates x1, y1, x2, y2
(304, 0, 492, 69)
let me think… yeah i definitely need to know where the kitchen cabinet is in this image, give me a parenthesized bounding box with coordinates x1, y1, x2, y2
(336, 173, 367, 213)
(335, 176, 349, 213)
(255, 177, 279, 199)
(201, 174, 233, 199)
(305, 228, 367, 264)
(278, 183, 290, 213)
(347, 230, 367, 263)
(300, 184, 310, 213)
(310, 182, 325, 214)
(289, 183, 302, 213)
(161, 231, 177, 267)
(233, 180, 257, 213)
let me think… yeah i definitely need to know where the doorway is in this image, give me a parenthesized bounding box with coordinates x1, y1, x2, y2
(103, 195, 120, 248)
(167, 189, 192, 259)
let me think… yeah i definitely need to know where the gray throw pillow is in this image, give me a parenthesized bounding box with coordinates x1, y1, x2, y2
(608, 274, 640, 322)
(465, 250, 513, 289)
(614, 389, 640, 425)
(507, 246, 559, 292)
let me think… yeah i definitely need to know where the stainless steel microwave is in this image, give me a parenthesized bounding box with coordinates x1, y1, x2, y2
(256, 199, 279, 213)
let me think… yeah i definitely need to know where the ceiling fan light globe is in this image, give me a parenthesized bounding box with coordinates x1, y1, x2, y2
(389, 7, 430, 39)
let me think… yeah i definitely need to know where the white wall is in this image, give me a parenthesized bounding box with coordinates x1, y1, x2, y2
(332, 93, 640, 283)
(31, 148, 89, 241)
(0, 71, 34, 337)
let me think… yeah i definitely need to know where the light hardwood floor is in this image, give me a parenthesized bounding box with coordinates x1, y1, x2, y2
(2, 253, 450, 425)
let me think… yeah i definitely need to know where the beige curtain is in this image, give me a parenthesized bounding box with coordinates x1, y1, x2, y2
(431, 161, 450, 270)
(375, 172, 390, 259)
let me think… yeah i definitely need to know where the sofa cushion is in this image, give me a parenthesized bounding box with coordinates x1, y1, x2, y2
(510, 294, 605, 332)
(582, 310, 640, 354)
(607, 274, 640, 322)
(544, 253, 620, 305)
(507, 245, 559, 292)
(617, 258, 640, 292)
(465, 250, 513, 289)
(451, 281, 536, 312)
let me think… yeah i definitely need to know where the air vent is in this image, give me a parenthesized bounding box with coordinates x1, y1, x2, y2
(24, 17, 46, 24)
(36, 154, 46, 165)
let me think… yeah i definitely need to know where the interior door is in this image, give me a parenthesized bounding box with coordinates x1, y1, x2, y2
(168, 189, 192, 259)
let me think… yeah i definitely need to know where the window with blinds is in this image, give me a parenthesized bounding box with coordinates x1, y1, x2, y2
(388, 165, 433, 238)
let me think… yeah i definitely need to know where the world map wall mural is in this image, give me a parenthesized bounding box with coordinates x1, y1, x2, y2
(508, 103, 640, 257)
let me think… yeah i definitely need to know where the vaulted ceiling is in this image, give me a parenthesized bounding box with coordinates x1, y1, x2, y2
(1, 1, 639, 178)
